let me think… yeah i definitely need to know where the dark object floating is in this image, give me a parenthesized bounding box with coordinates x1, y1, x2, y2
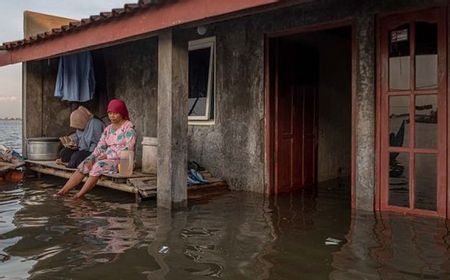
(0, 253, 10, 263)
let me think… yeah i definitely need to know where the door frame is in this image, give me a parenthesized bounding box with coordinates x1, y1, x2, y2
(375, 7, 448, 218)
(264, 19, 357, 207)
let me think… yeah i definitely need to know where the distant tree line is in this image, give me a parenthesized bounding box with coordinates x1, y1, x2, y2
(0, 117, 21, 121)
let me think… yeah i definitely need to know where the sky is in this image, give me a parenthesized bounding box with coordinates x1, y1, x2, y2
(0, 0, 129, 118)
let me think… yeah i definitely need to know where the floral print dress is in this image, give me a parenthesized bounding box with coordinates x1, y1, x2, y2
(78, 120, 136, 177)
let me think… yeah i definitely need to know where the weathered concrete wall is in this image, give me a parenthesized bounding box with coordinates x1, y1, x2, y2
(23, 59, 71, 141)
(182, 0, 446, 209)
(102, 37, 158, 163)
(186, 2, 359, 193)
(41, 58, 72, 137)
(24, 61, 43, 142)
(181, 21, 265, 193)
(22, 0, 447, 211)
(354, 13, 376, 212)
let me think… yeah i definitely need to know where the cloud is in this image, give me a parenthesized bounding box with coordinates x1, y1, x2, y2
(0, 96, 21, 118)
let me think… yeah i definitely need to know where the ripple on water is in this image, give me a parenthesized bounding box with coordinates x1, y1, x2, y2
(0, 120, 22, 153)
(1, 176, 450, 279)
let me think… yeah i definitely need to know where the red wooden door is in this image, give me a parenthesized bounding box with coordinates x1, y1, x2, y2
(379, 8, 447, 217)
(274, 40, 318, 193)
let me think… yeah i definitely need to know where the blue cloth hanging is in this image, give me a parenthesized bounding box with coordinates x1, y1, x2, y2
(54, 51, 95, 102)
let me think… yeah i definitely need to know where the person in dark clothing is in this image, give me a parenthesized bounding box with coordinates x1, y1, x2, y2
(58, 106, 105, 168)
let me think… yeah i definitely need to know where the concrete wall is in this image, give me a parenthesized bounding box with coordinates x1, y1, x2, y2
(179, 24, 265, 192)
(24, 61, 43, 143)
(23, 0, 448, 211)
(180, 0, 446, 206)
(185, 2, 358, 193)
(95, 37, 159, 163)
(24, 59, 71, 142)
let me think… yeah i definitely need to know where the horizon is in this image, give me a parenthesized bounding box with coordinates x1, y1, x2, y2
(0, 0, 129, 118)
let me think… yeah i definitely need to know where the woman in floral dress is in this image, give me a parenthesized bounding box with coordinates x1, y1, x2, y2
(57, 99, 136, 198)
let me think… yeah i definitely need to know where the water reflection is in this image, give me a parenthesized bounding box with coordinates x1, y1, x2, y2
(1, 178, 450, 279)
(332, 212, 450, 279)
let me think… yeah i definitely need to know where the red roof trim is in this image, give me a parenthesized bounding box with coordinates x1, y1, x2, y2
(2, 1, 159, 50)
(0, 0, 278, 66)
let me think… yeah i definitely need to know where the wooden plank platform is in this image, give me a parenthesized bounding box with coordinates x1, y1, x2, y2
(25, 160, 228, 201)
(26, 160, 150, 181)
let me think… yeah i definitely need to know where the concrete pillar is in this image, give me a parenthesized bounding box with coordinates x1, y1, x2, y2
(157, 29, 188, 209)
(355, 15, 376, 212)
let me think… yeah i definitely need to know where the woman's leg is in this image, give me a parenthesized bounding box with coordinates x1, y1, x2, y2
(57, 171, 85, 195)
(73, 159, 116, 198)
(74, 176, 100, 198)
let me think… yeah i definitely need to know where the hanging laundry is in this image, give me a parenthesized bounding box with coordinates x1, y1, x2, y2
(54, 51, 96, 102)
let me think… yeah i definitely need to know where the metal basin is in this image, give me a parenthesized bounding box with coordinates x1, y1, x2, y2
(27, 137, 61, 161)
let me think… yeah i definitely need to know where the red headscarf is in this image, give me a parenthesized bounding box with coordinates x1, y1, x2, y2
(107, 99, 130, 120)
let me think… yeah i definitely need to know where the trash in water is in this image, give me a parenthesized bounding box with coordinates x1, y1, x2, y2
(0, 144, 23, 163)
(158, 246, 169, 254)
(1, 253, 10, 262)
(325, 237, 342, 246)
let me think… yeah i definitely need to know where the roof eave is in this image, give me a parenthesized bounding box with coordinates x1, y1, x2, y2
(0, 51, 12, 65)
(0, 0, 279, 66)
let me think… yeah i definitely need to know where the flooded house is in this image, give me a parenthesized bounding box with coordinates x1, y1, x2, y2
(0, 0, 447, 218)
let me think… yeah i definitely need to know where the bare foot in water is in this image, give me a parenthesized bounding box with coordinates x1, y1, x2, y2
(72, 194, 84, 201)
(55, 189, 68, 196)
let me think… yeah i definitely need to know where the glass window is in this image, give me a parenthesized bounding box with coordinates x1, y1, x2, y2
(389, 152, 409, 207)
(415, 154, 437, 211)
(389, 96, 409, 147)
(415, 95, 437, 148)
(389, 24, 410, 90)
(188, 37, 215, 121)
(415, 22, 438, 89)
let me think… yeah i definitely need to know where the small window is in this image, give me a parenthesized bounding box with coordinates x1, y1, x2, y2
(188, 37, 215, 122)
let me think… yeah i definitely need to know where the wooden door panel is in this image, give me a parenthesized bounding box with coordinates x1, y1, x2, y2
(303, 86, 316, 187)
(292, 86, 303, 188)
(277, 137, 292, 191)
(274, 41, 318, 192)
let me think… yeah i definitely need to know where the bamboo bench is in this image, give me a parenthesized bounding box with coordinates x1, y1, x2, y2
(25, 160, 227, 202)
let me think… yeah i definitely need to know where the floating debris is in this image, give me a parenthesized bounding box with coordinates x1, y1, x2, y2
(325, 237, 342, 246)
(0, 253, 10, 262)
(158, 246, 169, 254)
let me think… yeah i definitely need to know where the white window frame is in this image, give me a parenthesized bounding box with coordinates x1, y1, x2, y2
(188, 36, 216, 123)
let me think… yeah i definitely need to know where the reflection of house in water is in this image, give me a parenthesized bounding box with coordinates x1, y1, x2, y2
(144, 191, 354, 279)
(2, 181, 160, 278)
(5, 179, 450, 278)
(145, 193, 278, 279)
(331, 212, 450, 279)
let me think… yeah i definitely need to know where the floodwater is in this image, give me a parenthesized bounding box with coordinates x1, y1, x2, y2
(0, 120, 22, 153)
(1, 179, 450, 279)
(2, 120, 450, 279)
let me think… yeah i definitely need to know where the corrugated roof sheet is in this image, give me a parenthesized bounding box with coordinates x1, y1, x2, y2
(2, 0, 164, 50)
